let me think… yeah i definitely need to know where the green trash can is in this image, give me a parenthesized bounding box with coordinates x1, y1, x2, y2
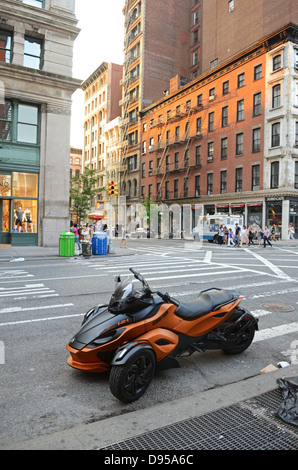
(59, 232, 75, 257)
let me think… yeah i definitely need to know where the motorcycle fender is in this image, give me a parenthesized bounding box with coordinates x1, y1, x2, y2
(111, 341, 154, 366)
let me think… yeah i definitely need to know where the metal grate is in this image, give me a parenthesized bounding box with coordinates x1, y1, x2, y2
(100, 389, 298, 450)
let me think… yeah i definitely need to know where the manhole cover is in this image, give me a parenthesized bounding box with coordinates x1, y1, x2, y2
(262, 304, 294, 312)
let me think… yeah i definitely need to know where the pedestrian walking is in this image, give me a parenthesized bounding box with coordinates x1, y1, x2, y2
(263, 225, 272, 248)
(228, 228, 235, 246)
(72, 223, 81, 253)
(82, 223, 91, 241)
(240, 225, 249, 247)
(248, 226, 255, 245)
(257, 227, 263, 246)
(234, 223, 241, 246)
(288, 223, 295, 240)
(120, 225, 127, 248)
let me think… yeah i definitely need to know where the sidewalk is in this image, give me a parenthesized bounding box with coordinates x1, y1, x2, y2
(2, 363, 298, 450)
(0, 237, 297, 262)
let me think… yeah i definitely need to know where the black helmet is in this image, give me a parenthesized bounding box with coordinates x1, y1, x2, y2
(108, 278, 150, 313)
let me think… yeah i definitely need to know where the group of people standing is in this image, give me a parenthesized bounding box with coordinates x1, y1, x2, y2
(217, 223, 280, 248)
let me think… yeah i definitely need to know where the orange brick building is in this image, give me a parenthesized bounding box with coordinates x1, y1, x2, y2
(140, 24, 298, 237)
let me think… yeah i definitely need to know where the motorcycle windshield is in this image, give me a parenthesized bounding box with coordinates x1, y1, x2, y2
(113, 278, 134, 300)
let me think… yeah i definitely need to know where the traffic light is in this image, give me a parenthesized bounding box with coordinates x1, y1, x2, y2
(108, 181, 118, 197)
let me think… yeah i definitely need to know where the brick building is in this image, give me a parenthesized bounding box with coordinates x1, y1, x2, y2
(140, 24, 298, 239)
(120, 0, 192, 204)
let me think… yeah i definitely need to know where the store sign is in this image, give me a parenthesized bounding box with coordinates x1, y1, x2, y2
(0, 174, 11, 196)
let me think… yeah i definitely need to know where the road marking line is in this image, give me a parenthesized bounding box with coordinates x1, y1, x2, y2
(245, 248, 291, 280)
(254, 322, 298, 342)
(0, 303, 73, 314)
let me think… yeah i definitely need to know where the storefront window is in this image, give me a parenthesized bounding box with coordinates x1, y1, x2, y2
(13, 172, 38, 198)
(13, 200, 37, 233)
(247, 204, 262, 226)
(267, 202, 282, 232)
(0, 174, 11, 196)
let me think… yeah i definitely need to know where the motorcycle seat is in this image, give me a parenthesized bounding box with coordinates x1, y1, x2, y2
(175, 289, 238, 320)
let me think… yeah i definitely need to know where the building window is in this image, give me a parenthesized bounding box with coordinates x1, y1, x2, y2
(222, 106, 228, 127)
(195, 145, 201, 165)
(221, 137, 228, 159)
(237, 73, 245, 88)
(193, 51, 199, 66)
(273, 54, 282, 71)
(174, 152, 179, 169)
(208, 141, 214, 161)
(195, 175, 200, 196)
(208, 112, 214, 131)
(254, 64, 262, 80)
(194, 10, 199, 25)
(183, 177, 189, 197)
(228, 0, 234, 13)
(207, 173, 213, 195)
(222, 80, 229, 95)
(0, 100, 12, 141)
(252, 165, 260, 191)
(236, 133, 243, 155)
(22, 0, 44, 7)
(220, 170, 227, 193)
(295, 162, 298, 189)
(193, 29, 199, 45)
(237, 100, 244, 121)
(174, 179, 179, 198)
(252, 127, 261, 152)
(253, 92, 261, 116)
(24, 36, 42, 69)
(271, 122, 280, 147)
(197, 94, 202, 107)
(270, 161, 279, 189)
(196, 117, 201, 134)
(141, 162, 145, 178)
(295, 122, 298, 147)
(235, 168, 242, 192)
(210, 58, 218, 70)
(17, 104, 39, 144)
(0, 30, 12, 63)
(272, 84, 281, 108)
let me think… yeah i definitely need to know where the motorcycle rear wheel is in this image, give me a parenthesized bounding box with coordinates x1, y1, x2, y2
(221, 311, 256, 355)
(109, 348, 156, 403)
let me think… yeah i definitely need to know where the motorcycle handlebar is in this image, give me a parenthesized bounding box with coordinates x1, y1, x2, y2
(129, 268, 148, 286)
(156, 291, 179, 307)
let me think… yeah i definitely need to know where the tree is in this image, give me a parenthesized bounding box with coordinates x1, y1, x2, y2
(69, 167, 103, 224)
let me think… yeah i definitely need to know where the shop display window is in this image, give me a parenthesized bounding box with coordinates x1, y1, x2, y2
(13, 172, 38, 198)
(0, 174, 11, 196)
(13, 200, 37, 233)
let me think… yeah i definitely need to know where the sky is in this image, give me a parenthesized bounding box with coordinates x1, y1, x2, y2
(70, 0, 125, 148)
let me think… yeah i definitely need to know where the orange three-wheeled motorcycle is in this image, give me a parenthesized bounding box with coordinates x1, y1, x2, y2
(66, 268, 258, 403)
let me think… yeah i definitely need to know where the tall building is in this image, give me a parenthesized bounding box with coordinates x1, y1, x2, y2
(140, 23, 298, 239)
(0, 0, 80, 246)
(120, 0, 192, 203)
(81, 62, 122, 208)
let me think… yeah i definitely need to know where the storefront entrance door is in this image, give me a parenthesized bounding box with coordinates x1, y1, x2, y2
(0, 199, 11, 244)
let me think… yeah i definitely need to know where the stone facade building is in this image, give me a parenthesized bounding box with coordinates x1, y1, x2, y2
(0, 0, 80, 246)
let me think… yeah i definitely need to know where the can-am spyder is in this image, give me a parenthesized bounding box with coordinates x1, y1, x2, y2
(66, 268, 258, 403)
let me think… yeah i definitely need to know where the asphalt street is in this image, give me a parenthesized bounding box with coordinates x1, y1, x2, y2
(0, 238, 298, 449)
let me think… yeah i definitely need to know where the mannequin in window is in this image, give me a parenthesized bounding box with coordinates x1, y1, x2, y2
(24, 208, 33, 232)
(14, 207, 24, 232)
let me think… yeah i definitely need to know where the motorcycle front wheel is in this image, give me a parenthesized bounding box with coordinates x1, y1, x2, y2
(109, 348, 156, 403)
